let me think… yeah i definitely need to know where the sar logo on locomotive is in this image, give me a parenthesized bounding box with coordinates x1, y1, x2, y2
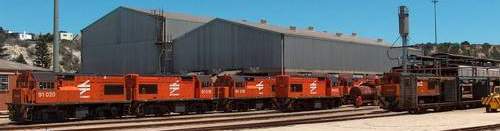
(169, 80, 180, 96)
(256, 81, 264, 95)
(77, 80, 91, 98)
(310, 81, 318, 94)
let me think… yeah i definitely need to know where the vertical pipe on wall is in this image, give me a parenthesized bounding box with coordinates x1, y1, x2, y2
(281, 34, 285, 75)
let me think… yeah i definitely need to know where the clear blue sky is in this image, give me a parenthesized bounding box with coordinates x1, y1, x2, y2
(1, 0, 499, 44)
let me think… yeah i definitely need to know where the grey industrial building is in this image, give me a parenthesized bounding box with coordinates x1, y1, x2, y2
(81, 6, 416, 75)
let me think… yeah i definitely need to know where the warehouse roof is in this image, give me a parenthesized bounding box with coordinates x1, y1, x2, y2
(84, 6, 389, 47)
(0, 59, 50, 72)
(224, 19, 390, 47)
(121, 6, 213, 23)
(82, 6, 213, 32)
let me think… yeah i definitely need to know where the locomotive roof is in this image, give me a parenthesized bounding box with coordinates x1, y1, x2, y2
(32, 72, 57, 82)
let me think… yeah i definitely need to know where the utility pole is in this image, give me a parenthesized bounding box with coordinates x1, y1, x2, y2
(399, 6, 409, 73)
(432, 0, 438, 45)
(53, 0, 60, 72)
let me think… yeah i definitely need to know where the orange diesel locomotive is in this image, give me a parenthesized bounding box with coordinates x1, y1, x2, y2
(274, 75, 343, 111)
(215, 75, 275, 111)
(7, 71, 277, 122)
(9, 71, 381, 122)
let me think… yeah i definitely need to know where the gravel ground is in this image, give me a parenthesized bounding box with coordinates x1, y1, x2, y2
(0, 118, 10, 125)
(246, 108, 500, 131)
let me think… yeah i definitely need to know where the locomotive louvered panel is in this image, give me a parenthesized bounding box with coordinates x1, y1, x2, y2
(399, 73, 417, 110)
(442, 77, 458, 102)
(11, 89, 22, 104)
(473, 78, 491, 100)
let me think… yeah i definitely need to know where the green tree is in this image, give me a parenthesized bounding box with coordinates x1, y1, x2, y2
(14, 54, 27, 64)
(460, 41, 472, 56)
(436, 42, 451, 53)
(449, 44, 460, 54)
(38, 33, 53, 43)
(460, 41, 471, 46)
(33, 41, 51, 68)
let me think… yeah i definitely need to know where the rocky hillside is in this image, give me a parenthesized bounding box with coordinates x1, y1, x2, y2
(0, 32, 81, 73)
(413, 41, 500, 60)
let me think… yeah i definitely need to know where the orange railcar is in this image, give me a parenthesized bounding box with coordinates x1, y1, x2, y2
(379, 72, 459, 113)
(274, 75, 342, 111)
(125, 74, 215, 115)
(9, 71, 129, 122)
(215, 75, 275, 111)
(127, 74, 195, 101)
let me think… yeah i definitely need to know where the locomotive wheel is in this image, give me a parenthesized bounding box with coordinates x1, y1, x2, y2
(485, 106, 496, 113)
(409, 108, 424, 114)
(224, 102, 234, 112)
(354, 96, 363, 108)
(135, 104, 145, 117)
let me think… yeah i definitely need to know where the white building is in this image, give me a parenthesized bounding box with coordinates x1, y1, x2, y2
(18, 31, 33, 40)
(60, 31, 75, 40)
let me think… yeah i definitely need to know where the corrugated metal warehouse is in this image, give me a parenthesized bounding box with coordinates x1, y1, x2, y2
(81, 6, 212, 74)
(81, 6, 417, 75)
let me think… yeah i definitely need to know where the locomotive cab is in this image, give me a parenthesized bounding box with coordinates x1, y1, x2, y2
(9, 71, 130, 122)
(8, 71, 72, 122)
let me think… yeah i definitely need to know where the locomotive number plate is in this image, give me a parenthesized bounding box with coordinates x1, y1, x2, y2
(38, 92, 56, 98)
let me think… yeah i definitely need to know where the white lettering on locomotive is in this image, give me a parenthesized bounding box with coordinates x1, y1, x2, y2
(256, 81, 264, 95)
(169, 80, 180, 96)
(77, 80, 91, 98)
(310, 81, 318, 94)
(37, 91, 56, 98)
(235, 89, 246, 94)
(202, 89, 212, 94)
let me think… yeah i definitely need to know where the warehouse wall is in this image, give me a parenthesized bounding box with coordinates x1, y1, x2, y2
(173, 19, 282, 73)
(81, 7, 207, 74)
(284, 35, 405, 74)
(166, 19, 206, 39)
(81, 7, 159, 74)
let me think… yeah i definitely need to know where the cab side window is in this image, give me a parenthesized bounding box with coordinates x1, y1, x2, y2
(39, 82, 54, 90)
(202, 82, 211, 88)
(235, 82, 245, 88)
(104, 84, 124, 95)
(291, 84, 303, 92)
(139, 84, 158, 94)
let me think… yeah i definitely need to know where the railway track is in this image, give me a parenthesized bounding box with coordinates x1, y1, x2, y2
(43, 106, 391, 131)
(0, 106, 380, 131)
(0, 109, 277, 130)
(164, 110, 406, 131)
(0, 111, 8, 119)
(445, 124, 500, 131)
(0, 106, 376, 130)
